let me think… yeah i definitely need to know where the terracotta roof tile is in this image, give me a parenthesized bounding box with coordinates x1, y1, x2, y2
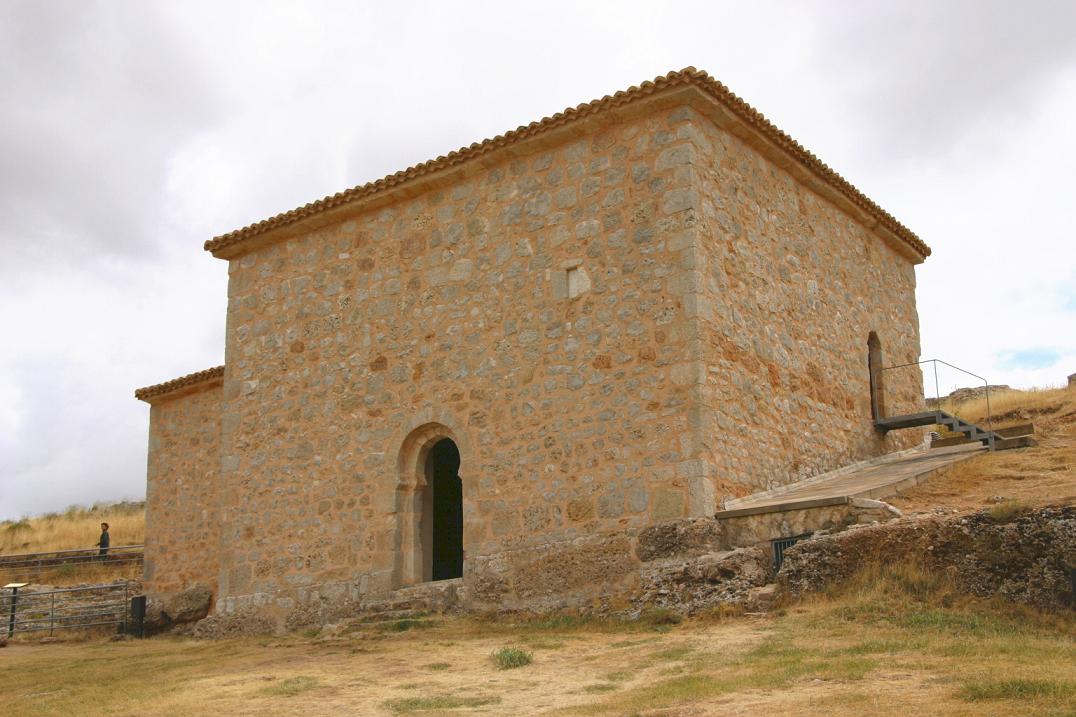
(135, 365, 224, 403)
(204, 67, 929, 260)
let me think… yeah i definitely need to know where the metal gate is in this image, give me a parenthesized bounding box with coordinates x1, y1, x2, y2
(771, 533, 812, 571)
(3, 581, 135, 637)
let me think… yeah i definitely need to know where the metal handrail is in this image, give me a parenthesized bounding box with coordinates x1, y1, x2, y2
(2, 581, 130, 589)
(0, 546, 144, 581)
(0, 545, 144, 561)
(873, 358, 993, 438)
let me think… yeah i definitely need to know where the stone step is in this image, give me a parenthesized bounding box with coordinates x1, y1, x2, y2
(932, 434, 973, 448)
(885, 409, 1030, 453)
(353, 608, 428, 624)
(994, 435, 1037, 451)
(996, 423, 1035, 438)
(348, 615, 438, 632)
(744, 583, 777, 613)
(932, 422, 1035, 449)
(875, 411, 941, 430)
(365, 598, 429, 611)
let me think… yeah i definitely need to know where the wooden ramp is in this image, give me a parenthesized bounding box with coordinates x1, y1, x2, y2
(717, 444, 985, 517)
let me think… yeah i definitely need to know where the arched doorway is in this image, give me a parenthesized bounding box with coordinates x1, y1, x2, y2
(423, 438, 463, 581)
(394, 423, 466, 587)
(868, 332, 885, 421)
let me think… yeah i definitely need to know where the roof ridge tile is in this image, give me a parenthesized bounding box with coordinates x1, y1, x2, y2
(204, 67, 929, 260)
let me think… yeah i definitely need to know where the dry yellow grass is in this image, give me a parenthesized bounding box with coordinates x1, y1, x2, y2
(951, 383, 1076, 429)
(2, 564, 1073, 716)
(0, 503, 145, 556)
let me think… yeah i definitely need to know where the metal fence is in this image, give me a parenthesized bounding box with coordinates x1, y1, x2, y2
(772, 533, 812, 571)
(0, 545, 143, 581)
(3, 581, 138, 637)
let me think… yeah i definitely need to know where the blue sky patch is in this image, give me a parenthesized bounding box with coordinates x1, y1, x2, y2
(997, 348, 1061, 370)
(1064, 291, 1076, 313)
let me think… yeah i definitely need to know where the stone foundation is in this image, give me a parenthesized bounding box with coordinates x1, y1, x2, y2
(191, 498, 898, 634)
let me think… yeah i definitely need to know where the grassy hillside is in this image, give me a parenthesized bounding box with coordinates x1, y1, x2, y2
(893, 383, 1076, 513)
(1, 502, 144, 556)
(953, 383, 1075, 429)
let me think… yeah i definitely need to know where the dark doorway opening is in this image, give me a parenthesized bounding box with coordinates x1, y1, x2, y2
(868, 332, 885, 422)
(424, 438, 463, 581)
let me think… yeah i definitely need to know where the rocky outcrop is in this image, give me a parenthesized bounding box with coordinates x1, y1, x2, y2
(145, 584, 213, 633)
(777, 505, 1076, 611)
(191, 608, 274, 639)
(636, 518, 726, 562)
(631, 545, 772, 614)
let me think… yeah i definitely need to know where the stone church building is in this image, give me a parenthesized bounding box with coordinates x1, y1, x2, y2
(136, 68, 929, 628)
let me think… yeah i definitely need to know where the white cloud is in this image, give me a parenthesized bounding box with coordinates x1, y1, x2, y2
(2, 0, 1074, 519)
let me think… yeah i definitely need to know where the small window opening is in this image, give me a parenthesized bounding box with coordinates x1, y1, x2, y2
(567, 267, 582, 298)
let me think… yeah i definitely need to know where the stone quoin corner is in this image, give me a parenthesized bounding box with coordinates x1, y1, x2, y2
(135, 68, 930, 632)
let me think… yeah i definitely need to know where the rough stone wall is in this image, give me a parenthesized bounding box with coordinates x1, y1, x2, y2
(143, 385, 222, 598)
(680, 106, 923, 500)
(196, 98, 925, 617)
(216, 107, 713, 610)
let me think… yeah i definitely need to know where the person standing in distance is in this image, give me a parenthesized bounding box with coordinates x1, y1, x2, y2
(95, 522, 110, 557)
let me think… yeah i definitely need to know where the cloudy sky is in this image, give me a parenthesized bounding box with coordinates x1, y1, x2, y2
(2, 0, 1074, 520)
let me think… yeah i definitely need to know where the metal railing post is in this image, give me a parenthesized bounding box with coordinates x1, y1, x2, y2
(7, 586, 18, 638)
(932, 360, 940, 407)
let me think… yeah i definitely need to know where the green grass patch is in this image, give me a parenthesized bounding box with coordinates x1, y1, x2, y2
(4, 519, 31, 534)
(383, 694, 501, 713)
(591, 673, 736, 714)
(958, 678, 1075, 702)
(490, 646, 533, 670)
(520, 635, 568, 650)
(635, 607, 683, 627)
(837, 638, 922, 655)
(517, 614, 593, 630)
(381, 618, 436, 633)
(738, 638, 878, 684)
(421, 662, 450, 671)
(649, 646, 695, 662)
(609, 637, 660, 649)
(897, 608, 1022, 636)
(259, 676, 319, 697)
(582, 683, 618, 693)
(986, 499, 1035, 522)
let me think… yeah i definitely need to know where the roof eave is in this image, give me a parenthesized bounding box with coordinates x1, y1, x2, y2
(135, 365, 225, 404)
(204, 69, 930, 264)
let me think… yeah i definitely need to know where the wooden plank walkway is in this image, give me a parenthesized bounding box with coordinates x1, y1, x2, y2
(719, 444, 985, 516)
